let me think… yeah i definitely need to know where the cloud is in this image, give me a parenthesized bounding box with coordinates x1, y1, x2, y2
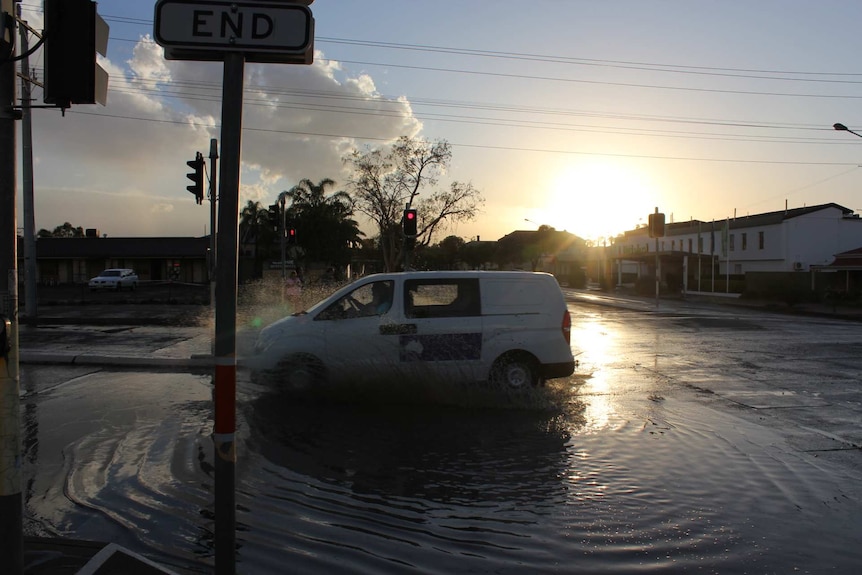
(150, 203, 175, 214)
(25, 33, 423, 237)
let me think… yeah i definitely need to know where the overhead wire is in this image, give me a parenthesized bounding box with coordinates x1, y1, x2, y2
(16, 9, 862, 163)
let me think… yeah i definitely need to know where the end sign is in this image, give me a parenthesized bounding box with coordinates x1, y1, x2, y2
(154, 0, 313, 64)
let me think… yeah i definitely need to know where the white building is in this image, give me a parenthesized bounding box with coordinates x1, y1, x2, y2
(608, 203, 862, 290)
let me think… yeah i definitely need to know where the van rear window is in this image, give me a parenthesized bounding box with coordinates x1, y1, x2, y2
(404, 279, 480, 318)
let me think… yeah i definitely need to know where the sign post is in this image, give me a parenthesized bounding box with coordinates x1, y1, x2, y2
(212, 52, 242, 574)
(648, 208, 665, 308)
(154, 2, 314, 572)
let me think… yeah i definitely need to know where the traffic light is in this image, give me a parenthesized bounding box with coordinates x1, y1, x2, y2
(186, 153, 204, 204)
(403, 208, 418, 237)
(43, 0, 109, 108)
(268, 204, 280, 232)
(287, 228, 297, 244)
(648, 212, 666, 238)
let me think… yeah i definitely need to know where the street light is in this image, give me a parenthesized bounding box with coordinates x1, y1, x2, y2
(524, 218, 539, 228)
(834, 122, 862, 139)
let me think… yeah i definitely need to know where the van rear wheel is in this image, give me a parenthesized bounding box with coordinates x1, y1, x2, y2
(490, 353, 541, 389)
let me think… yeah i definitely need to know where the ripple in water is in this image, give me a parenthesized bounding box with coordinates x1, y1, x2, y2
(23, 370, 862, 573)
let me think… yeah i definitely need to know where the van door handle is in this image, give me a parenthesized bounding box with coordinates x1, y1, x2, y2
(380, 323, 417, 335)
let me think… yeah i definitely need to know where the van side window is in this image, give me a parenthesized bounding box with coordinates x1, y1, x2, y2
(404, 279, 480, 318)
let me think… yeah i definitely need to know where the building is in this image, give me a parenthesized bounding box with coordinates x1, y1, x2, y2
(19, 236, 210, 285)
(495, 229, 588, 281)
(607, 203, 862, 292)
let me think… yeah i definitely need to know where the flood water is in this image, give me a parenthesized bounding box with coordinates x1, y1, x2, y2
(20, 307, 862, 574)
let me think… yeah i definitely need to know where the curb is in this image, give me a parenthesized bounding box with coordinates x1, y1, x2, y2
(20, 352, 215, 370)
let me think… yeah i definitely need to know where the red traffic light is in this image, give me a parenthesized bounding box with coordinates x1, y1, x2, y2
(403, 208, 418, 236)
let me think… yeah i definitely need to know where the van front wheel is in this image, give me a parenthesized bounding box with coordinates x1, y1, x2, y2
(269, 355, 326, 391)
(490, 353, 541, 389)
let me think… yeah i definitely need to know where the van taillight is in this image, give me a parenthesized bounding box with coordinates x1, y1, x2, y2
(562, 310, 571, 344)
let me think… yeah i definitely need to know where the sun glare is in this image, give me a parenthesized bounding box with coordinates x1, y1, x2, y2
(536, 160, 659, 242)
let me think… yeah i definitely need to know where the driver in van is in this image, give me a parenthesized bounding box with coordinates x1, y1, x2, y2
(369, 281, 393, 315)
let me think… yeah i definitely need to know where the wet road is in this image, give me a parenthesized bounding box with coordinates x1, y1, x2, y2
(18, 297, 862, 573)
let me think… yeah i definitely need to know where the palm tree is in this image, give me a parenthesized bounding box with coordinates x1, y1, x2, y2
(281, 179, 364, 270)
(239, 200, 276, 276)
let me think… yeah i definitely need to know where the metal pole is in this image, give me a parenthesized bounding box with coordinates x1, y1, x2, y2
(711, 220, 715, 293)
(209, 137, 218, 310)
(214, 52, 243, 574)
(725, 218, 730, 293)
(697, 223, 702, 292)
(280, 195, 286, 279)
(654, 237, 659, 307)
(18, 10, 35, 326)
(0, 0, 23, 570)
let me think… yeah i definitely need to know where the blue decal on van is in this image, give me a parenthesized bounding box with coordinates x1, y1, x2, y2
(400, 333, 482, 362)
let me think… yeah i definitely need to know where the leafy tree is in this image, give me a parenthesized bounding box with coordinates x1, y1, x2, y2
(280, 178, 364, 271)
(38, 222, 84, 238)
(462, 240, 496, 270)
(239, 200, 277, 276)
(495, 225, 586, 272)
(344, 136, 483, 271)
(438, 235, 465, 269)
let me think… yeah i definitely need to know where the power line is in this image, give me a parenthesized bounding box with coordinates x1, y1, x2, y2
(326, 58, 862, 100)
(17, 11, 862, 162)
(65, 109, 862, 167)
(316, 36, 862, 84)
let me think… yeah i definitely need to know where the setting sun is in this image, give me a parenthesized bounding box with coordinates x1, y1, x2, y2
(531, 160, 661, 243)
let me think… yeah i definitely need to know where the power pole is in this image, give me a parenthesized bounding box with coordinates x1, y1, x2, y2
(19, 7, 36, 325)
(0, 0, 24, 571)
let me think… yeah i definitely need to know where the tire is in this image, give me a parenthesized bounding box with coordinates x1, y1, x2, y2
(273, 355, 326, 391)
(490, 353, 541, 389)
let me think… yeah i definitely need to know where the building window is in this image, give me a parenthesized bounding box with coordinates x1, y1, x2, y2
(672, 240, 676, 251)
(688, 238, 693, 252)
(741, 233, 747, 251)
(759, 231, 764, 249)
(729, 234, 735, 252)
(710, 233, 715, 254)
(698, 237, 704, 253)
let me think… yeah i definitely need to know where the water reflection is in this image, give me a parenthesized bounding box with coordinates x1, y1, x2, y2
(244, 390, 585, 505)
(569, 313, 618, 432)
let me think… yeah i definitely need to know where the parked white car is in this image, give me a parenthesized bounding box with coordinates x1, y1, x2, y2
(88, 268, 138, 291)
(252, 271, 575, 391)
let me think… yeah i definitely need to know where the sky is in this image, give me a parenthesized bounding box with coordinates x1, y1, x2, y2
(14, 0, 862, 244)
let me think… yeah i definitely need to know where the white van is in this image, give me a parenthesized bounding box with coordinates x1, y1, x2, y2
(253, 271, 575, 390)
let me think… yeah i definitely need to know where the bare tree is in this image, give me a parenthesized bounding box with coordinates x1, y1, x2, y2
(345, 136, 483, 271)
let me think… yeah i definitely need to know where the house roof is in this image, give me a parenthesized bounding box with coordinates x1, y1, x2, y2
(623, 203, 856, 238)
(822, 246, 862, 269)
(30, 237, 210, 259)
